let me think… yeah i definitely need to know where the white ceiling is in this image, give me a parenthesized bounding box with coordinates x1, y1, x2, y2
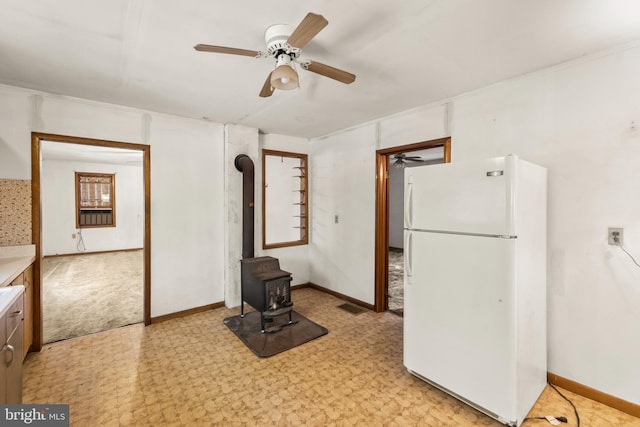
(2, 1, 640, 139)
(41, 140, 143, 165)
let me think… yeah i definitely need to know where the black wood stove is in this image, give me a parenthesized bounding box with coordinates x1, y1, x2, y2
(240, 256, 293, 333)
(235, 154, 295, 333)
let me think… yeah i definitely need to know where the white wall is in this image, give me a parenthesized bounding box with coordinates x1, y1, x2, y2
(0, 89, 33, 180)
(309, 43, 640, 405)
(379, 104, 449, 150)
(149, 114, 225, 316)
(41, 158, 144, 255)
(224, 123, 259, 308)
(310, 125, 377, 303)
(0, 84, 225, 317)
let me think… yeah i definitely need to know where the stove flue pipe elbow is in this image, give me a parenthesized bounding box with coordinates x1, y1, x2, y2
(234, 154, 255, 259)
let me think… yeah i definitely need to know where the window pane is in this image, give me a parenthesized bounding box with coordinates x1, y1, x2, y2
(76, 172, 116, 228)
(79, 176, 112, 208)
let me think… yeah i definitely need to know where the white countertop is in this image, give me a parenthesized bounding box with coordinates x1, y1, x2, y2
(0, 245, 35, 287)
(0, 285, 24, 317)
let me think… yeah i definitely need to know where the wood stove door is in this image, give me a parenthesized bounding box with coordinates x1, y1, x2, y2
(264, 277, 292, 312)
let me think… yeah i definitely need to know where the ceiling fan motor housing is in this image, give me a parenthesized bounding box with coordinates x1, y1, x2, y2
(264, 24, 300, 58)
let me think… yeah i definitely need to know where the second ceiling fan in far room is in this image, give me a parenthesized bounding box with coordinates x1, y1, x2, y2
(194, 12, 356, 97)
(392, 153, 425, 168)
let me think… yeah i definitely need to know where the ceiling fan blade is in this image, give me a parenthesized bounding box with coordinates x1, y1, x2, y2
(259, 72, 275, 98)
(287, 13, 328, 48)
(305, 61, 356, 84)
(194, 44, 259, 57)
(405, 157, 424, 162)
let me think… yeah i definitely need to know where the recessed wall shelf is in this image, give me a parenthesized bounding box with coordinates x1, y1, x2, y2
(262, 149, 309, 249)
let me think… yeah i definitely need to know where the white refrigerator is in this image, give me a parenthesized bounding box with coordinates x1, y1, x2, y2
(403, 155, 547, 427)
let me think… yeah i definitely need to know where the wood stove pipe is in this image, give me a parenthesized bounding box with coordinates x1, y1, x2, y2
(234, 154, 255, 259)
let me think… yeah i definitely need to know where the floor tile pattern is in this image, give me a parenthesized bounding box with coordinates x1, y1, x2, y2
(23, 288, 640, 426)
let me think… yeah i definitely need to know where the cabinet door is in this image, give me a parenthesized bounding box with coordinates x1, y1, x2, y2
(0, 316, 6, 403)
(23, 286, 32, 359)
(5, 323, 23, 404)
(6, 295, 23, 340)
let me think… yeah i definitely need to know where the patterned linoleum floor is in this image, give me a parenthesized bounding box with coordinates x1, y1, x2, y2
(42, 250, 144, 343)
(23, 288, 640, 426)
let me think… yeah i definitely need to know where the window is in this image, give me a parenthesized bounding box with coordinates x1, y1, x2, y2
(75, 172, 116, 228)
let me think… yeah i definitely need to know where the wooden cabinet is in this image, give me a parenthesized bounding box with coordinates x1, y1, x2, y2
(9, 264, 33, 360)
(0, 290, 23, 404)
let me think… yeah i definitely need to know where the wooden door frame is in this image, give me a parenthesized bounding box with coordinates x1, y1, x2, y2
(31, 132, 151, 351)
(374, 137, 451, 312)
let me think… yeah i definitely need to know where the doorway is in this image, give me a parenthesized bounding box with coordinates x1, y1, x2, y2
(31, 133, 151, 351)
(374, 137, 451, 312)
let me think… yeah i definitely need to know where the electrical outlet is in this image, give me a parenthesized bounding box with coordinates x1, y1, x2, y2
(608, 227, 623, 246)
(72, 233, 76, 239)
(334, 215, 339, 224)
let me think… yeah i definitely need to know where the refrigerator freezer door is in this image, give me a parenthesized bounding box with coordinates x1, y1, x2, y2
(405, 156, 516, 236)
(404, 230, 517, 423)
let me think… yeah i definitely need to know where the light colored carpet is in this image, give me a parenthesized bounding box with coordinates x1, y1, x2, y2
(42, 250, 144, 343)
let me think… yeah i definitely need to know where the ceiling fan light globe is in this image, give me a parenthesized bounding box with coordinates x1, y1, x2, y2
(271, 64, 299, 90)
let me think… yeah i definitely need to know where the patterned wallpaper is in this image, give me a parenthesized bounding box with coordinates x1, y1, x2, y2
(0, 179, 32, 246)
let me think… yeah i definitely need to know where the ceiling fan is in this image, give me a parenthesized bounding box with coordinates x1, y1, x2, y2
(393, 153, 425, 168)
(194, 12, 356, 97)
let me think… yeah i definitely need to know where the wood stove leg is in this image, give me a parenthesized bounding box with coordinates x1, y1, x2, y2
(240, 285, 245, 317)
(260, 313, 266, 333)
(288, 311, 292, 324)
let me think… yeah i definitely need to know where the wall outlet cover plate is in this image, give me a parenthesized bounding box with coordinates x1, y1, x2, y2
(608, 227, 623, 245)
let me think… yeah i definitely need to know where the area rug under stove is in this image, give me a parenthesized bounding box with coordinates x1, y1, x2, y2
(223, 310, 328, 358)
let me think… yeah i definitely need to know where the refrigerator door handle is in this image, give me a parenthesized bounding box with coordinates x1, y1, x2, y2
(405, 232, 413, 281)
(405, 182, 413, 229)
